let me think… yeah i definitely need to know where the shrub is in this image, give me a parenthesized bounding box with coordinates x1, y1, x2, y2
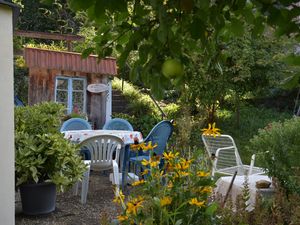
(113, 148, 217, 224)
(112, 113, 160, 137)
(15, 102, 86, 192)
(249, 117, 300, 195)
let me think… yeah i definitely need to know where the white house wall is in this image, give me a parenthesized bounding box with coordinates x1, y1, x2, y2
(0, 4, 15, 225)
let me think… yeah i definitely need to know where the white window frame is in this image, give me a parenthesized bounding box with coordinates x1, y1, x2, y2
(54, 76, 87, 114)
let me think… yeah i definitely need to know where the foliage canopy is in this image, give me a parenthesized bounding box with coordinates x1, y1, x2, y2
(60, 0, 300, 97)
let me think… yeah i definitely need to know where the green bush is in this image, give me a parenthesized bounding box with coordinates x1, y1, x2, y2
(249, 117, 300, 195)
(15, 102, 86, 192)
(112, 113, 160, 137)
(163, 103, 180, 120)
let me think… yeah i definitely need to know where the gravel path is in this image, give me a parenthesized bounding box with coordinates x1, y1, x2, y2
(15, 171, 125, 225)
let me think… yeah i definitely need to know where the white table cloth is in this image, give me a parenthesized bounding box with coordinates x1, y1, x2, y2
(215, 175, 272, 211)
(63, 129, 143, 190)
(62, 129, 143, 144)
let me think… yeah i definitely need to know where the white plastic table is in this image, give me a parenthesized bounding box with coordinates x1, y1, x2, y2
(214, 174, 273, 211)
(63, 129, 143, 144)
(62, 129, 143, 190)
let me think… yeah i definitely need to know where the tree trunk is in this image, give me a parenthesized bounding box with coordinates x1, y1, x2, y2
(235, 93, 240, 128)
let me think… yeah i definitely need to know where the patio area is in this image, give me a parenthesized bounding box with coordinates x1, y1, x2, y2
(15, 172, 122, 225)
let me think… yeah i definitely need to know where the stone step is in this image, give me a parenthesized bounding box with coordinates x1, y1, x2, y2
(112, 88, 130, 115)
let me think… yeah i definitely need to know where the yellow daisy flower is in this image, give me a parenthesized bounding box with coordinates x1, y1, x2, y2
(141, 159, 150, 166)
(197, 171, 210, 177)
(130, 143, 142, 151)
(132, 179, 146, 186)
(163, 151, 179, 160)
(160, 196, 172, 206)
(167, 181, 173, 189)
(201, 122, 221, 137)
(201, 186, 212, 194)
(141, 169, 149, 176)
(117, 215, 128, 222)
(149, 160, 160, 167)
(113, 190, 125, 204)
(141, 141, 158, 151)
(126, 196, 144, 215)
(188, 198, 205, 207)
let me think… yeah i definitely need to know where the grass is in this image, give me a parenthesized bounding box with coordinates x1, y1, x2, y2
(217, 104, 291, 163)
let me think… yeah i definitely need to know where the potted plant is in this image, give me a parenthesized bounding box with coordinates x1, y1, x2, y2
(15, 102, 87, 215)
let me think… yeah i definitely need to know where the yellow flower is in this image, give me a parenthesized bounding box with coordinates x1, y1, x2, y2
(149, 160, 160, 167)
(141, 159, 150, 166)
(141, 169, 149, 176)
(142, 158, 160, 167)
(113, 190, 125, 204)
(167, 181, 173, 189)
(141, 141, 158, 151)
(130, 143, 142, 151)
(163, 152, 179, 160)
(197, 171, 210, 177)
(201, 122, 221, 137)
(132, 179, 146, 186)
(201, 186, 212, 194)
(188, 198, 205, 207)
(160, 196, 172, 206)
(117, 215, 128, 222)
(175, 158, 192, 170)
(126, 196, 144, 215)
(179, 171, 190, 177)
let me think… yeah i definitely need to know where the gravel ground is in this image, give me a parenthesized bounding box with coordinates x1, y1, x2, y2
(15, 171, 125, 225)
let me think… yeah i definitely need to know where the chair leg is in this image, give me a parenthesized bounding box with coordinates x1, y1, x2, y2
(73, 181, 79, 196)
(113, 160, 120, 191)
(81, 166, 90, 204)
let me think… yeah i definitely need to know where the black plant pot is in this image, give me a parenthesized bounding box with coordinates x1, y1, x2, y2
(19, 182, 56, 215)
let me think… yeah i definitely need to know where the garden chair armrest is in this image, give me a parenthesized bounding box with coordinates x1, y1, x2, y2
(215, 146, 235, 156)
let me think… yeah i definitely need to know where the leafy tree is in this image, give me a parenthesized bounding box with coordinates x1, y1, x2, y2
(16, 0, 84, 34)
(186, 34, 288, 123)
(58, 0, 300, 98)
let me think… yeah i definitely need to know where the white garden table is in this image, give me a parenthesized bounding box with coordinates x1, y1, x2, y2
(62, 129, 143, 190)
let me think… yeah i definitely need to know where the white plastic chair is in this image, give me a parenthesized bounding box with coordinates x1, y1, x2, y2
(75, 134, 124, 204)
(201, 134, 264, 177)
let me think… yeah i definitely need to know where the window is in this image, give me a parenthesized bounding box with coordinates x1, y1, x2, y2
(55, 77, 86, 114)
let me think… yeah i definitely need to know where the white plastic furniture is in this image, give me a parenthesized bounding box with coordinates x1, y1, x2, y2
(201, 134, 264, 177)
(75, 134, 124, 204)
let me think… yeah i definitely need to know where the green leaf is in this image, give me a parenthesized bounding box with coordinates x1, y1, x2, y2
(139, 44, 150, 64)
(283, 54, 300, 66)
(189, 18, 204, 40)
(281, 73, 300, 90)
(68, 0, 95, 11)
(252, 16, 265, 37)
(230, 18, 244, 36)
(81, 47, 94, 58)
(174, 219, 183, 225)
(157, 25, 168, 44)
(116, 44, 123, 53)
(205, 202, 218, 216)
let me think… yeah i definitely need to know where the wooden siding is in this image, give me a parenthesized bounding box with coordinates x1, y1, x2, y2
(25, 47, 118, 75)
(28, 68, 108, 129)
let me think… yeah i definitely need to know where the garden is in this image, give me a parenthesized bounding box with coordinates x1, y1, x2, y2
(13, 0, 300, 224)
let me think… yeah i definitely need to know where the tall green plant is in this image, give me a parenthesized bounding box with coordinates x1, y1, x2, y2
(249, 117, 300, 195)
(15, 102, 86, 192)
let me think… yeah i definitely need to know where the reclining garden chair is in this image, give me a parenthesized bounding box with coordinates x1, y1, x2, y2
(201, 134, 264, 177)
